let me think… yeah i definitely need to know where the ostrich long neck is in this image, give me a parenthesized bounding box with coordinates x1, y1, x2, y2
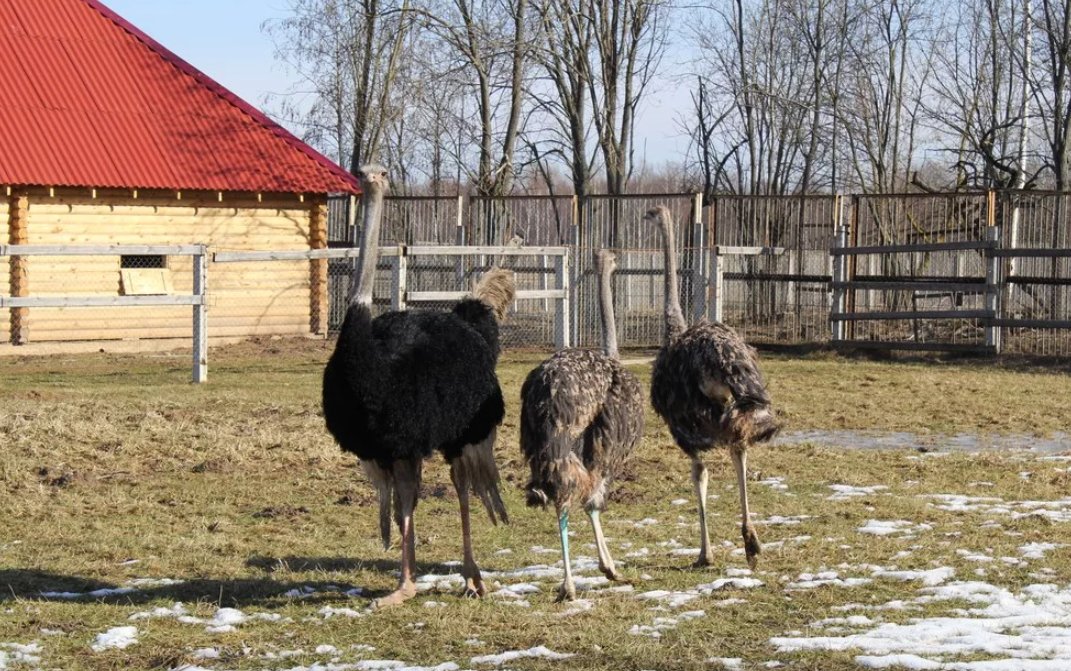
(598, 260, 619, 360)
(660, 214, 687, 343)
(348, 188, 384, 307)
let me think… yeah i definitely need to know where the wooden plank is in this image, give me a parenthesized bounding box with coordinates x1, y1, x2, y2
(9, 192, 28, 344)
(833, 281, 991, 293)
(831, 240, 994, 255)
(715, 245, 788, 256)
(213, 247, 402, 262)
(28, 324, 312, 342)
(407, 245, 568, 257)
(834, 340, 995, 354)
(1005, 275, 1071, 287)
(0, 296, 203, 308)
(992, 319, 1071, 329)
(309, 198, 329, 335)
(406, 289, 567, 302)
(1, 244, 203, 256)
(991, 248, 1071, 258)
(830, 309, 991, 322)
(723, 272, 832, 283)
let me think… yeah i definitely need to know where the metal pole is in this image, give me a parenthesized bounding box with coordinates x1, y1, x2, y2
(392, 246, 408, 312)
(556, 251, 571, 349)
(691, 193, 707, 323)
(831, 225, 848, 342)
(711, 248, 724, 323)
(192, 245, 208, 384)
(985, 225, 1002, 353)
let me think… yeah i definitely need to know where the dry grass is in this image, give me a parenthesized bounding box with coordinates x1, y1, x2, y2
(0, 340, 1069, 670)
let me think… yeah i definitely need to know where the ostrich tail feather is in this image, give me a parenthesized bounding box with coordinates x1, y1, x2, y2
(722, 401, 781, 445)
(453, 433, 510, 526)
(361, 461, 395, 550)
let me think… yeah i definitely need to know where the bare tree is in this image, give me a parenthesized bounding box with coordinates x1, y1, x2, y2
(265, 0, 417, 173)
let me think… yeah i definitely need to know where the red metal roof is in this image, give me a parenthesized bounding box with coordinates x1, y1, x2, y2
(0, 0, 359, 194)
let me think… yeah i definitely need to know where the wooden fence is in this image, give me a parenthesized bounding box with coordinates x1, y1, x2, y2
(327, 191, 1071, 357)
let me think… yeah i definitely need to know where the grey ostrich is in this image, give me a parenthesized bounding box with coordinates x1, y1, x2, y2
(322, 165, 516, 608)
(647, 206, 781, 569)
(520, 249, 645, 601)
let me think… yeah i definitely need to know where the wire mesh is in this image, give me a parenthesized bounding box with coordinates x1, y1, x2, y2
(326, 251, 560, 349)
(847, 193, 992, 348)
(468, 196, 575, 246)
(710, 195, 837, 344)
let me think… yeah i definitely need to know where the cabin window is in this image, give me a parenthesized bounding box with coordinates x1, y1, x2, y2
(119, 255, 174, 296)
(121, 254, 168, 269)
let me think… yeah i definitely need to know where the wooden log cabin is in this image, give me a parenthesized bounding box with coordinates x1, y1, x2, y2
(0, 0, 359, 350)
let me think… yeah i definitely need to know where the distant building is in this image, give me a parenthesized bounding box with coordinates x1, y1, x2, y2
(1, 0, 359, 349)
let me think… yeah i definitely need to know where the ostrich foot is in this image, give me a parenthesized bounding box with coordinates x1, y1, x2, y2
(372, 581, 417, 609)
(555, 580, 576, 602)
(743, 526, 762, 570)
(692, 551, 716, 569)
(600, 565, 625, 582)
(462, 570, 487, 598)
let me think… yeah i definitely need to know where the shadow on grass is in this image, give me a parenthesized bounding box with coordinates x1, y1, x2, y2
(0, 555, 462, 607)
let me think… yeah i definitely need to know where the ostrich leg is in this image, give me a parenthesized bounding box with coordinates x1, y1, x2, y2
(587, 509, 623, 581)
(374, 457, 422, 608)
(555, 506, 576, 602)
(730, 444, 761, 569)
(692, 456, 716, 568)
(450, 453, 487, 598)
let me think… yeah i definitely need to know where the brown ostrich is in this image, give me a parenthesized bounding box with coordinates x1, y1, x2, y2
(647, 206, 781, 569)
(520, 249, 645, 601)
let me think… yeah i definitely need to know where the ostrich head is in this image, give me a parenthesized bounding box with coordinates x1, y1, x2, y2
(643, 206, 673, 230)
(644, 205, 686, 343)
(595, 248, 617, 275)
(358, 164, 390, 198)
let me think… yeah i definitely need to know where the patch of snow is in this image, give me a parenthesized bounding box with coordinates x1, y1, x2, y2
(91, 626, 138, 651)
(471, 646, 574, 666)
(857, 520, 932, 537)
(828, 484, 889, 501)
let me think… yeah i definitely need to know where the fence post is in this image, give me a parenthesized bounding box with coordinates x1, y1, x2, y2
(392, 245, 408, 312)
(455, 195, 466, 289)
(985, 225, 1002, 353)
(691, 193, 707, 323)
(710, 247, 724, 323)
(831, 225, 848, 343)
(569, 195, 580, 347)
(556, 250, 571, 349)
(192, 245, 208, 384)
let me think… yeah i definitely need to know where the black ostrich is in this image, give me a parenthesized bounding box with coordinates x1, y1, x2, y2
(520, 249, 645, 601)
(322, 166, 516, 608)
(646, 206, 781, 570)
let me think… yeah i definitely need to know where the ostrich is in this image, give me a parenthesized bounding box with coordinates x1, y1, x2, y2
(520, 249, 645, 601)
(322, 165, 516, 608)
(646, 206, 781, 570)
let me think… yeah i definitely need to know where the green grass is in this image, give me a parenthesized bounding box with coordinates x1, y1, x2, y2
(0, 340, 1070, 670)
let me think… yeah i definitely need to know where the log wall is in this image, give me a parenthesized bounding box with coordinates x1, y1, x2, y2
(11, 190, 318, 343)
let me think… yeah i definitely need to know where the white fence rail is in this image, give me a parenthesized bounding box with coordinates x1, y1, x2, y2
(0, 244, 209, 383)
(214, 244, 573, 351)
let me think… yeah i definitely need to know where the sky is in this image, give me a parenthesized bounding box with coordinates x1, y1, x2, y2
(100, 0, 689, 172)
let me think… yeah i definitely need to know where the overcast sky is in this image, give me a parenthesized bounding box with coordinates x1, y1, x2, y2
(101, 0, 689, 172)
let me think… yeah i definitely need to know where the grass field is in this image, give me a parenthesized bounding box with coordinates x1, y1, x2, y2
(1, 340, 1071, 670)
